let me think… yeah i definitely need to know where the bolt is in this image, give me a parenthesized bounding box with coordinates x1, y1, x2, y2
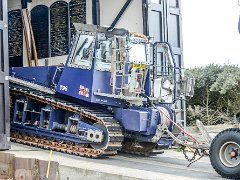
(230, 148, 239, 159)
(230, 151, 236, 157)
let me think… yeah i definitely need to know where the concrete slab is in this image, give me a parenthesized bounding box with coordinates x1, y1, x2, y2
(0, 142, 224, 180)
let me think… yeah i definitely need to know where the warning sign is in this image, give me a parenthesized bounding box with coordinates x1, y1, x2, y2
(132, 64, 146, 70)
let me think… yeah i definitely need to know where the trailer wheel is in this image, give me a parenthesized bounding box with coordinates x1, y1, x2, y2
(210, 128, 240, 179)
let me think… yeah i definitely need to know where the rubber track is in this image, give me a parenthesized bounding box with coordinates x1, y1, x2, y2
(10, 86, 124, 158)
(11, 132, 115, 158)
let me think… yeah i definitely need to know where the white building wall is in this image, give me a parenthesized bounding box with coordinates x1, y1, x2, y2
(99, 0, 143, 33)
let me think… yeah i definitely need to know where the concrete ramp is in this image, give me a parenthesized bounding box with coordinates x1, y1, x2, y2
(0, 143, 222, 180)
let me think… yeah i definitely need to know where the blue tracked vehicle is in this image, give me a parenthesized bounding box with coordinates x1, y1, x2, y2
(9, 23, 193, 157)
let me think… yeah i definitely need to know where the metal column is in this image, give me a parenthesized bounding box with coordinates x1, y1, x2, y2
(0, 0, 10, 150)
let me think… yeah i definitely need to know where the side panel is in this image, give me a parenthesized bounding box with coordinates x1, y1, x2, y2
(145, 0, 165, 42)
(10, 66, 61, 87)
(56, 66, 94, 102)
(0, 0, 10, 150)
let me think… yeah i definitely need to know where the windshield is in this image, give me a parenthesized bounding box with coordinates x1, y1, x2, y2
(128, 43, 147, 64)
(69, 34, 95, 69)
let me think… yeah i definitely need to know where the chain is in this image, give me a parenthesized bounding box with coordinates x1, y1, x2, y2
(182, 146, 200, 162)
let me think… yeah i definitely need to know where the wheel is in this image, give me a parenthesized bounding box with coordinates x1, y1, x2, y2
(90, 123, 109, 150)
(210, 128, 240, 179)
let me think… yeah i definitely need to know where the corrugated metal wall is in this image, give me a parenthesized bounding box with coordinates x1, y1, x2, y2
(145, 0, 185, 126)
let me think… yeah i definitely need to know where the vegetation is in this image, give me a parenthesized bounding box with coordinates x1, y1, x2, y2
(185, 64, 240, 125)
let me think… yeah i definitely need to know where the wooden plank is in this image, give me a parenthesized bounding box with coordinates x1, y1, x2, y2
(26, 9, 38, 66)
(21, 10, 32, 67)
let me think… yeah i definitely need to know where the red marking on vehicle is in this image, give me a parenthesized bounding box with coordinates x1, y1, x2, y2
(79, 85, 89, 97)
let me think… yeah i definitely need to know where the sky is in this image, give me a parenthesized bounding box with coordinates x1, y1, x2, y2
(181, 0, 240, 68)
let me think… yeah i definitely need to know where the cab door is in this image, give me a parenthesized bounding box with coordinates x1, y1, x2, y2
(0, 0, 10, 150)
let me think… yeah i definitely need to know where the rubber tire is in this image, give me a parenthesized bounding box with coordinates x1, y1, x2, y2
(210, 128, 240, 179)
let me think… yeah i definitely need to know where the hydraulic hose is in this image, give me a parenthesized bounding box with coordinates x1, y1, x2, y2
(141, 93, 200, 144)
